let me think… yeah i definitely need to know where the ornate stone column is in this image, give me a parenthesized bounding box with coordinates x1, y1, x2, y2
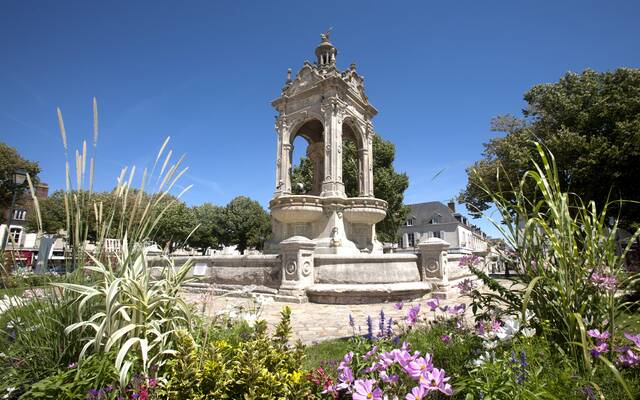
(363, 123, 375, 197)
(274, 117, 292, 196)
(321, 96, 345, 198)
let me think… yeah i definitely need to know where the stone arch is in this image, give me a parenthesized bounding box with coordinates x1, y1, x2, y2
(289, 117, 325, 196)
(341, 117, 366, 197)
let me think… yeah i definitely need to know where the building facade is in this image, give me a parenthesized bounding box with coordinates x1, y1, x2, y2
(0, 182, 48, 248)
(398, 201, 489, 254)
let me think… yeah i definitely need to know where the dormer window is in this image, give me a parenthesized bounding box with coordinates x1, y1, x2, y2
(430, 214, 441, 224)
(406, 218, 413, 226)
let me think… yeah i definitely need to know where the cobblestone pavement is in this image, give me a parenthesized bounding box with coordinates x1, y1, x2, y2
(182, 291, 473, 344)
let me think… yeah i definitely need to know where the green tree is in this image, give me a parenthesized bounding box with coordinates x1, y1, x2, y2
(221, 196, 271, 252)
(0, 142, 40, 211)
(291, 135, 409, 243)
(461, 68, 640, 229)
(190, 203, 226, 250)
(151, 195, 197, 251)
(27, 190, 66, 233)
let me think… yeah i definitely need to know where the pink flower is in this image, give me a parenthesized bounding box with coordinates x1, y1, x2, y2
(425, 298, 439, 312)
(404, 355, 434, 379)
(440, 334, 451, 344)
(420, 368, 453, 396)
(405, 385, 427, 400)
(352, 379, 383, 400)
(394, 301, 404, 310)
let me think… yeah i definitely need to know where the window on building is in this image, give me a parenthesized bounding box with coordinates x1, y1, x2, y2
(430, 214, 441, 224)
(9, 227, 22, 243)
(406, 218, 413, 226)
(408, 233, 415, 247)
(13, 209, 27, 221)
(433, 231, 442, 239)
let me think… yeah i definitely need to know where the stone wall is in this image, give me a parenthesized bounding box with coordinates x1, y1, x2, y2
(314, 253, 420, 284)
(150, 255, 281, 289)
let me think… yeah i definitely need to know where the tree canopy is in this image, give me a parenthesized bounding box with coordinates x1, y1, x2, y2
(292, 134, 409, 242)
(460, 68, 640, 229)
(0, 142, 40, 211)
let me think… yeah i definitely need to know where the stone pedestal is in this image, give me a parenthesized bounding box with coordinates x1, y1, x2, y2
(418, 237, 450, 298)
(279, 236, 316, 300)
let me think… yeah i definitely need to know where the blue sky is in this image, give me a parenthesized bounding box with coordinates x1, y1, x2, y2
(2, 1, 639, 238)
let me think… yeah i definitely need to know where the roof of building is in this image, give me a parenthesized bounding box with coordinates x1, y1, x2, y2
(405, 201, 459, 224)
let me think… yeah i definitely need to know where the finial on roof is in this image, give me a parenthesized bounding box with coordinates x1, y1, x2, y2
(320, 27, 333, 42)
(315, 28, 337, 67)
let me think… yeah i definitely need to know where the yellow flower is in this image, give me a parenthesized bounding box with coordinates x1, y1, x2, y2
(291, 370, 302, 383)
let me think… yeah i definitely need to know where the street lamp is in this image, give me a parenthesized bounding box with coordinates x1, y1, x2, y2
(1, 168, 28, 259)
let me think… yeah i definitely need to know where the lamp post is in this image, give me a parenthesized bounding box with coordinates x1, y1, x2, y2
(1, 168, 28, 261)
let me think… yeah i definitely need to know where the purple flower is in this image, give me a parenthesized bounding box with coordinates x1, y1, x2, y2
(456, 278, 475, 294)
(587, 329, 610, 341)
(394, 301, 404, 310)
(352, 379, 383, 400)
(624, 332, 640, 348)
(617, 348, 640, 367)
(68, 362, 77, 369)
(366, 315, 374, 339)
(440, 334, 451, 344)
(405, 385, 427, 400)
(590, 272, 617, 291)
(420, 368, 453, 396)
(348, 314, 355, 328)
(475, 321, 486, 336)
(425, 298, 439, 312)
(458, 255, 480, 267)
(379, 310, 386, 336)
(379, 370, 399, 384)
(386, 317, 394, 337)
(590, 342, 609, 357)
(406, 304, 421, 326)
(363, 346, 378, 360)
(448, 303, 466, 316)
(337, 366, 354, 389)
(339, 351, 353, 370)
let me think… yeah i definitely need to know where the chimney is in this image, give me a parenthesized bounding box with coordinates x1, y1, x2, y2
(447, 201, 456, 213)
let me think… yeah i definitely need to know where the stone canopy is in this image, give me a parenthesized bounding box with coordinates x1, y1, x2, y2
(267, 33, 388, 256)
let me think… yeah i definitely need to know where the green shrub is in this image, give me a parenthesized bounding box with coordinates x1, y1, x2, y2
(162, 306, 313, 400)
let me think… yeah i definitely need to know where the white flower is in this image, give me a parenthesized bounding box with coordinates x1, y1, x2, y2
(483, 340, 498, 350)
(473, 352, 492, 366)
(521, 327, 536, 338)
(496, 317, 521, 341)
(242, 313, 258, 328)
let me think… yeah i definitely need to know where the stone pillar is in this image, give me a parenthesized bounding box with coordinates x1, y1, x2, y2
(417, 237, 450, 286)
(274, 117, 292, 196)
(307, 142, 325, 195)
(279, 236, 316, 300)
(364, 124, 375, 197)
(321, 96, 345, 197)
